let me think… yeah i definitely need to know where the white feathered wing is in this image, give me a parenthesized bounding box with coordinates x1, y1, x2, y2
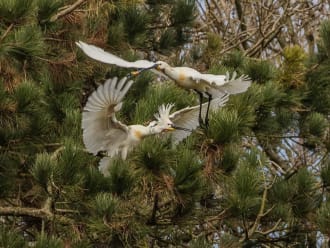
(82, 77, 133, 158)
(191, 71, 251, 95)
(76, 41, 155, 69)
(169, 93, 229, 144)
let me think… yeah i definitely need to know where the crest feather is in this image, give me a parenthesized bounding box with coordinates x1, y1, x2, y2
(154, 103, 174, 123)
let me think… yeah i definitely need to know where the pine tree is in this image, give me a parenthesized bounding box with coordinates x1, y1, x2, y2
(1, 1, 330, 247)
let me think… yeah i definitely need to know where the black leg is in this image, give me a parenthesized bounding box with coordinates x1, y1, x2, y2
(194, 90, 204, 126)
(205, 92, 212, 128)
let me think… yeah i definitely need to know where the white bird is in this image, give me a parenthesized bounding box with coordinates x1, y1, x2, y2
(76, 41, 251, 127)
(82, 77, 229, 175)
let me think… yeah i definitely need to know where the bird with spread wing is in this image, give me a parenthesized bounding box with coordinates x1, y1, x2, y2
(82, 77, 229, 175)
(76, 41, 251, 127)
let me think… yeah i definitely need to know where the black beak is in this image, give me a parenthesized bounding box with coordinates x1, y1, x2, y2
(127, 64, 158, 78)
(171, 125, 192, 132)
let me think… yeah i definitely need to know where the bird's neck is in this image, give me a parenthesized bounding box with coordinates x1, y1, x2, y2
(131, 125, 160, 140)
(163, 66, 176, 79)
(163, 66, 187, 86)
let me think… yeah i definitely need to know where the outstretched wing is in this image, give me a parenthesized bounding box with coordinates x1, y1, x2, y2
(82, 77, 133, 156)
(191, 71, 252, 95)
(169, 94, 229, 144)
(76, 41, 155, 69)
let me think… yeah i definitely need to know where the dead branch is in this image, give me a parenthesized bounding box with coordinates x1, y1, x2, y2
(50, 0, 87, 22)
(0, 206, 73, 224)
(198, 0, 328, 60)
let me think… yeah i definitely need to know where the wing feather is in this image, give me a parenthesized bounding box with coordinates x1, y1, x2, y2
(190, 71, 251, 95)
(76, 41, 155, 69)
(82, 77, 133, 155)
(169, 94, 229, 144)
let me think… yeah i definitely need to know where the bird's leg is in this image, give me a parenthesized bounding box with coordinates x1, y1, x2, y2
(194, 90, 204, 127)
(205, 92, 213, 128)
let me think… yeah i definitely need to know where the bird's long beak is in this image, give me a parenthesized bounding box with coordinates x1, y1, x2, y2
(171, 125, 192, 132)
(129, 64, 158, 77)
(164, 127, 176, 132)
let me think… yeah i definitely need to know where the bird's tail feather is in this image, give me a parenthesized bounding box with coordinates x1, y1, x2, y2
(99, 157, 113, 176)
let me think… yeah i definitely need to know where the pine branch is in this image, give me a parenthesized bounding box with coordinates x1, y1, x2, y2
(0, 206, 73, 224)
(234, 0, 248, 50)
(0, 23, 14, 42)
(240, 176, 277, 242)
(147, 193, 159, 225)
(50, 0, 86, 22)
(257, 135, 290, 172)
(255, 219, 282, 235)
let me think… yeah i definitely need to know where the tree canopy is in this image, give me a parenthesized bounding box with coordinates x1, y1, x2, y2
(1, 0, 330, 247)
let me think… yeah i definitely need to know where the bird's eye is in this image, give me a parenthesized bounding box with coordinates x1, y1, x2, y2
(150, 121, 157, 127)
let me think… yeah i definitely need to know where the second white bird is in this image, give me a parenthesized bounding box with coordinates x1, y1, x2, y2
(82, 77, 229, 175)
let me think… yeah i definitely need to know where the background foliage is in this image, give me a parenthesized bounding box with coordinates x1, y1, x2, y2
(1, 0, 330, 247)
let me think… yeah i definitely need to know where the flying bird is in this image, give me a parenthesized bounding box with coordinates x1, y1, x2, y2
(76, 41, 251, 127)
(82, 77, 229, 175)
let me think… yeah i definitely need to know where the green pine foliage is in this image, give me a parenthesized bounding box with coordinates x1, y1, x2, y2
(31, 153, 54, 191)
(317, 201, 330, 234)
(207, 108, 245, 144)
(4, 25, 45, 60)
(93, 192, 118, 219)
(217, 144, 240, 173)
(319, 20, 330, 58)
(133, 136, 172, 174)
(226, 164, 263, 217)
(0, 0, 34, 23)
(106, 158, 135, 196)
(1, 1, 330, 247)
(280, 45, 307, 89)
(321, 159, 330, 187)
(244, 59, 276, 84)
(133, 82, 196, 123)
(0, 226, 25, 248)
(172, 148, 203, 205)
(35, 0, 63, 24)
(34, 235, 63, 248)
(221, 50, 246, 71)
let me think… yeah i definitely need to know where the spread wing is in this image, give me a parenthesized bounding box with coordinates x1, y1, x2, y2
(169, 94, 229, 144)
(82, 77, 133, 157)
(191, 71, 252, 95)
(76, 41, 156, 69)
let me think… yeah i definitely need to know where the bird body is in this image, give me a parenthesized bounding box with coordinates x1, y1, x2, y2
(113, 124, 149, 159)
(155, 61, 250, 98)
(75, 41, 251, 97)
(82, 76, 229, 175)
(82, 77, 174, 158)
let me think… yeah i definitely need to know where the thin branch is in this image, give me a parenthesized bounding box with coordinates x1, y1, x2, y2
(234, 0, 249, 50)
(0, 206, 73, 224)
(262, 145, 289, 172)
(248, 182, 268, 238)
(147, 193, 159, 225)
(255, 219, 282, 235)
(0, 23, 14, 42)
(50, 0, 86, 22)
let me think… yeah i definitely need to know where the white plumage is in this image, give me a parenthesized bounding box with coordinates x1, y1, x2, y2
(76, 41, 251, 126)
(82, 77, 229, 175)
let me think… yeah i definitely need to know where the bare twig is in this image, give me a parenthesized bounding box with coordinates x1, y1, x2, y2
(0, 206, 73, 224)
(0, 23, 14, 42)
(50, 0, 86, 22)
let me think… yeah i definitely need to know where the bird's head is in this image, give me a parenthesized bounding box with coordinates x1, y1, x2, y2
(147, 104, 175, 134)
(147, 120, 175, 134)
(155, 61, 169, 73)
